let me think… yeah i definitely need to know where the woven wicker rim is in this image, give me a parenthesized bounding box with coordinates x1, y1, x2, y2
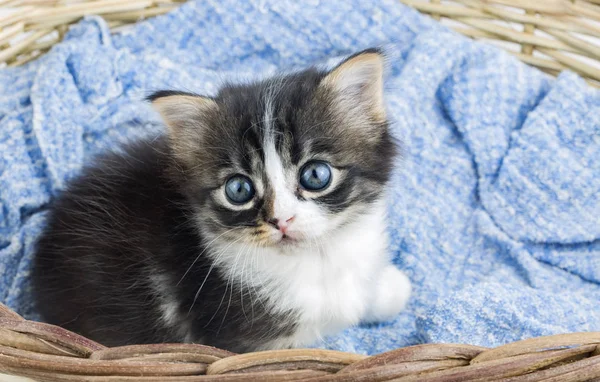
(1, 0, 599, 87)
(0, 303, 599, 381)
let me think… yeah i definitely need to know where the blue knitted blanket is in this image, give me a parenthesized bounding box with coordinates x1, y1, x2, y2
(1, 0, 599, 355)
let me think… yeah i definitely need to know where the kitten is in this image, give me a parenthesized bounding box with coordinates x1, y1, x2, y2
(32, 49, 411, 353)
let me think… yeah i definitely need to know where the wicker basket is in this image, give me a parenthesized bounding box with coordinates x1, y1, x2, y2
(2, 0, 600, 381)
(0, 303, 599, 381)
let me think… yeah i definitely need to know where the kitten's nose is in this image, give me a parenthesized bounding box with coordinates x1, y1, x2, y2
(268, 216, 295, 234)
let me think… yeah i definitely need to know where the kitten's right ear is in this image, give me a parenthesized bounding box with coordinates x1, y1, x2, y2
(320, 49, 386, 124)
(148, 91, 218, 167)
(147, 91, 218, 133)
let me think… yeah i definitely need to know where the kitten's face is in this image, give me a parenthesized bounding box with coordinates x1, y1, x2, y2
(151, 50, 396, 250)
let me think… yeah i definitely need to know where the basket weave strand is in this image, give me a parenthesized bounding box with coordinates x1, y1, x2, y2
(0, 0, 185, 66)
(0, 303, 599, 381)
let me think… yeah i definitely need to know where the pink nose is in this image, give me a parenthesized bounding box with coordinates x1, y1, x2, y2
(268, 216, 295, 234)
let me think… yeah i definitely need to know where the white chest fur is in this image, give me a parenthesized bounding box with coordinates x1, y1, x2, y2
(211, 203, 411, 349)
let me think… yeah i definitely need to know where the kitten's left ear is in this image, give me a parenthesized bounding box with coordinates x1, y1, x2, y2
(320, 48, 386, 123)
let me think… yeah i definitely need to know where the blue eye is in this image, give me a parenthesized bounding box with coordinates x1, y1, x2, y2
(225, 175, 255, 204)
(299, 161, 332, 191)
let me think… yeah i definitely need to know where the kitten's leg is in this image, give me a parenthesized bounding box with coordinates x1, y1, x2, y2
(363, 265, 412, 322)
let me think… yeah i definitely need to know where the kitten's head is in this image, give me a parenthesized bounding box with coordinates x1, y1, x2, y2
(150, 49, 396, 250)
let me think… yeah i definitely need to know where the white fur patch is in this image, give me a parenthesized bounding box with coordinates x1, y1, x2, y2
(149, 273, 191, 341)
(209, 200, 411, 349)
(263, 132, 296, 223)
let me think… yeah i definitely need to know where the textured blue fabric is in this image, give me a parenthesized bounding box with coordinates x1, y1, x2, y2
(1, 0, 599, 355)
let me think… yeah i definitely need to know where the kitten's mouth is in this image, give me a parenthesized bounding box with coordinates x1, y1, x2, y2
(281, 234, 295, 242)
(264, 229, 305, 248)
(275, 233, 300, 247)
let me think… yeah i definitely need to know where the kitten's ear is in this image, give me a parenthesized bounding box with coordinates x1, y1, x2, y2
(320, 49, 386, 123)
(147, 91, 218, 133)
(148, 91, 218, 167)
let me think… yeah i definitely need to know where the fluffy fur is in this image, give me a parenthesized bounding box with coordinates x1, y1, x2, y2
(32, 49, 411, 352)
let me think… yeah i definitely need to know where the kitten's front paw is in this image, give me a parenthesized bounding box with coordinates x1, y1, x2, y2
(364, 266, 411, 323)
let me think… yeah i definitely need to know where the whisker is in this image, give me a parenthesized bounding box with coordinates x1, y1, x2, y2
(202, 236, 247, 328)
(177, 227, 237, 286)
(188, 235, 244, 315)
(217, 241, 248, 334)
